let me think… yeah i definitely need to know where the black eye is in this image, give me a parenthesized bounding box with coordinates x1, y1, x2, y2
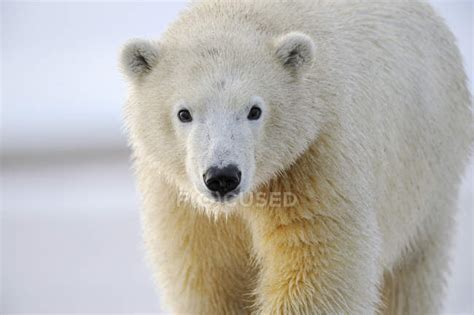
(247, 106, 262, 120)
(178, 109, 192, 122)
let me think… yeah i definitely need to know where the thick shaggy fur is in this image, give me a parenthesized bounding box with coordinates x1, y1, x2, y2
(121, 0, 472, 314)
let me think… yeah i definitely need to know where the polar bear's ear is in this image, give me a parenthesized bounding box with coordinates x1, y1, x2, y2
(120, 39, 159, 82)
(274, 32, 315, 73)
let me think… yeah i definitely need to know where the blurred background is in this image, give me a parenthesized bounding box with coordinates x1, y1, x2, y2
(0, 0, 472, 313)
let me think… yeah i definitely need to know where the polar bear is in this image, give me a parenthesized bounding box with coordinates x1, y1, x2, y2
(120, 0, 472, 314)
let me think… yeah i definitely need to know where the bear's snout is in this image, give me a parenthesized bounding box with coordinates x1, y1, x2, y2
(203, 165, 241, 198)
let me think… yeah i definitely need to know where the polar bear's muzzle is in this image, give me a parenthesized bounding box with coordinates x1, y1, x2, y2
(203, 164, 241, 200)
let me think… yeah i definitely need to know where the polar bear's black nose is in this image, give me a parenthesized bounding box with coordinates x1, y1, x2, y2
(203, 165, 241, 197)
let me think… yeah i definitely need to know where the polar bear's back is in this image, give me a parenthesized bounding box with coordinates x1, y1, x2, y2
(306, 1, 472, 266)
(300, 1, 472, 266)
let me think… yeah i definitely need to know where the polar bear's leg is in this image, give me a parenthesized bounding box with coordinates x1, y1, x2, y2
(243, 204, 381, 315)
(381, 212, 454, 315)
(241, 170, 382, 315)
(143, 203, 254, 314)
(139, 170, 254, 314)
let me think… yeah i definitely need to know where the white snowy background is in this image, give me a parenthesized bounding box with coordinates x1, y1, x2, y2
(1, 0, 472, 313)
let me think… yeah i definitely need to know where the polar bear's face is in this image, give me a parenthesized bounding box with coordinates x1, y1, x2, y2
(172, 93, 266, 203)
(121, 32, 319, 207)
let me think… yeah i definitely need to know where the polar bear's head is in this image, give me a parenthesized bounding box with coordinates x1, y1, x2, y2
(121, 32, 322, 209)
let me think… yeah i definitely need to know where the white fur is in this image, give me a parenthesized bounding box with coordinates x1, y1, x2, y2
(121, 0, 473, 314)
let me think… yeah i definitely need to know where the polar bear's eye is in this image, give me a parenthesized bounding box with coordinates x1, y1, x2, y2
(178, 109, 193, 122)
(247, 106, 262, 120)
